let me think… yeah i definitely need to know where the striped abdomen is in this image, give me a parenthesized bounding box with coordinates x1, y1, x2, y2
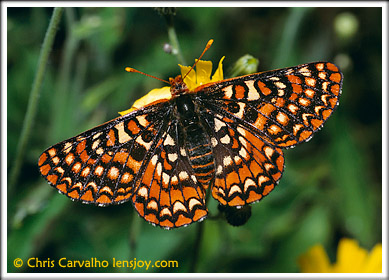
(184, 124, 215, 187)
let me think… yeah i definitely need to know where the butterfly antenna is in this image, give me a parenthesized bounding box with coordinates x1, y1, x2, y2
(183, 39, 214, 80)
(125, 67, 170, 84)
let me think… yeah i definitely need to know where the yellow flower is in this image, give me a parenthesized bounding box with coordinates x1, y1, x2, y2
(119, 57, 225, 116)
(298, 238, 382, 273)
(179, 56, 225, 90)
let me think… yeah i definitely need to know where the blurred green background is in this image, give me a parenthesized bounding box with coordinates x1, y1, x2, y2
(7, 7, 382, 273)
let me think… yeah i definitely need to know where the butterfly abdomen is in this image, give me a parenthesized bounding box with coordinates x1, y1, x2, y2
(175, 95, 215, 187)
(184, 125, 215, 187)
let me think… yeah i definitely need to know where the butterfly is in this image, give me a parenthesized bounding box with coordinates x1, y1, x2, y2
(38, 40, 343, 229)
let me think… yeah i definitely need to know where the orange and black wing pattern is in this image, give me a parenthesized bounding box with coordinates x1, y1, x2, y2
(38, 103, 207, 228)
(197, 61, 342, 206)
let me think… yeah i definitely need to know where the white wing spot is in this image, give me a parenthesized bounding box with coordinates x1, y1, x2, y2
(223, 156, 233, 167)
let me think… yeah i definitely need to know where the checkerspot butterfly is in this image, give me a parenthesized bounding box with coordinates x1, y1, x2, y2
(38, 40, 343, 229)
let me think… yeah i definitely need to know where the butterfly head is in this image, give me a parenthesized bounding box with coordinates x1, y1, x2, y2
(169, 75, 189, 97)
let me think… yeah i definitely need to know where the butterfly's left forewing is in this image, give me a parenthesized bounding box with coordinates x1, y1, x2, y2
(38, 104, 169, 206)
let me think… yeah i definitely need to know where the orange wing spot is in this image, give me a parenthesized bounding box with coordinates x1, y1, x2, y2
(38, 153, 47, 166)
(231, 138, 239, 149)
(326, 62, 339, 72)
(331, 84, 340, 96)
(234, 85, 246, 99)
(274, 97, 285, 107)
(101, 153, 112, 164)
(163, 159, 173, 171)
(68, 190, 80, 199)
(311, 119, 323, 129)
(182, 187, 198, 200)
(47, 174, 58, 184)
(81, 190, 94, 202)
(40, 164, 51, 176)
(134, 200, 145, 217)
(76, 140, 86, 154)
(287, 75, 302, 84)
(259, 103, 276, 116)
(170, 189, 184, 203)
(127, 120, 141, 134)
(292, 84, 303, 94)
(113, 152, 128, 164)
(262, 184, 275, 196)
(226, 171, 240, 186)
(80, 150, 89, 162)
(330, 73, 341, 83)
(253, 113, 267, 130)
(115, 193, 132, 202)
(289, 93, 298, 101)
(126, 156, 142, 172)
(175, 214, 192, 227)
(228, 195, 245, 206)
(57, 183, 67, 193)
(145, 213, 159, 225)
(141, 163, 155, 186)
(160, 219, 174, 228)
(329, 97, 338, 108)
(246, 191, 262, 203)
(322, 109, 332, 119)
(159, 190, 170, 207)
(97, 194, 111, 204)
(107, 129, 116, 147)
(193, 209, 207, 221)
(256, 80, 272, 95)
(299, 130, 313, 142)
(149, 182, 161, 200)
(268, 124, 282, 135)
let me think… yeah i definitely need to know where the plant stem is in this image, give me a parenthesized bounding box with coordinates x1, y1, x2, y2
(165, 15, 186, 65)
(9, 7, 64, 192)
(190, 221, 204, 272)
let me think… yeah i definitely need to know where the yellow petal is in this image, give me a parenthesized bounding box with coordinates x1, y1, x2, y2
(119, 86, 171, 115)
(179, 64, 197, 90)
(298, 244, 332, 273)
(195, 59, 213, 85)
(332, 238, 368, 273)
(362, 243, 382, 273)
(211, 56, 225, 82)
(180, 57, 225, 90)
